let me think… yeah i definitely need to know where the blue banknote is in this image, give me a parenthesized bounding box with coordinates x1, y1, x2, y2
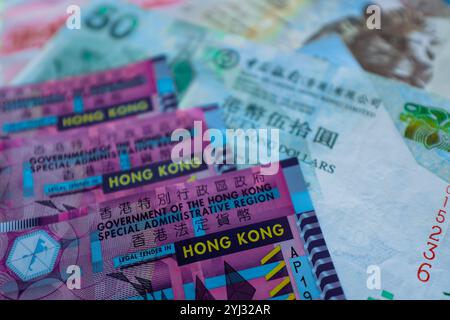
(298, 0, 450, 100)
(300, 34, 362, 70)
(166, 0, 450, 100)
(175, 38, 450, 299)
(368, 73, 449, 182)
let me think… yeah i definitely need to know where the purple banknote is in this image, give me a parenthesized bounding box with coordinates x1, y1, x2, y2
(0, 107, 226, 222)
(0, 56, 177, 137)
(0, 159, 343, 300)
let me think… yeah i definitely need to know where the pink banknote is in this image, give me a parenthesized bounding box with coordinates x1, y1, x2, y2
(0, 56, 177, 137)
(0, 107, 227, 222)
(0, 159, 343, 300)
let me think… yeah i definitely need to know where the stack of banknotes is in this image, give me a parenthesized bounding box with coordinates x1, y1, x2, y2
(0, 0, 449, 300)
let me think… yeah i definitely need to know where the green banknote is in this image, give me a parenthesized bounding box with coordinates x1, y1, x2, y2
(13, 0, 172, 83)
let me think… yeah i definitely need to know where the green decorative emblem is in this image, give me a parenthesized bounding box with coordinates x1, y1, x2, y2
(212, 49, 240, 70)
(400, 103, 449, 152)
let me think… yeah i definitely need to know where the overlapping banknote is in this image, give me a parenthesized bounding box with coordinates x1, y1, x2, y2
(1, 0, 449, 301)
(0, 0, 185, 84)
(62, 2, 447, 298)
(0, 107, 229, 222)
(0, 0, 88, 84)
(20, 0, 450, 98)
(0, 159, 342, 300)
(165, 0, 450, 100)
(0, 56, 177, 138)
(174, 34, 450, 300)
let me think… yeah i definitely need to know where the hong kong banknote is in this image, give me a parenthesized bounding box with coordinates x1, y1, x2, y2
(160, 0, 311, 50)
(13, 0, 184, 84)
(367, 73, 449, 182)
(0, 0, 184, 84)
(140, 0, 450, 100)
(164, 0, 450, 100)
(13, 0, 450, 104)
(1, 57, 177, 137)
(0, 107, 225, 223)
(301, 0, 450, 100)
(13, 0, 313, 86)
(175, 39, 450, 299)
(0, 159, 344, 300)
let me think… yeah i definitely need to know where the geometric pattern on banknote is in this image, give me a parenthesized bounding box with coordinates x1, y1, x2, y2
(260, 245, 294, 300)
(107, 272, 157, 300)
(297, 211, 345, 300)
(0, 225, 77, 300)
(184, 244, 295, 300)
(400, 103, 450, 152)
(1, 224, 142, 300)
(195, 275, 215, 300)
(109, 245, 294, 300)
(1, 214, 160, 300)
(224, 261, 256, 300)
(188, 249, 292, 300)
(6, 230, 60, 282)
(106, 244, 295, 300)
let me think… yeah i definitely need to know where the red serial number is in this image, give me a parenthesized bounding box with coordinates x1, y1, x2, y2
(417, 185, 450, 283)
